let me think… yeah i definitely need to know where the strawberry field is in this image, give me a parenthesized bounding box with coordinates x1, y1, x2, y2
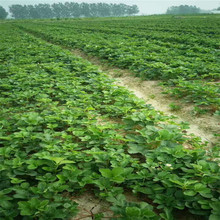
(0, 15, 220, 220)
(14, 15, 220, 114)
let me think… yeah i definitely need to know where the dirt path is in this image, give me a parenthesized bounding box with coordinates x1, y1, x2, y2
(72, 49, 219, 145)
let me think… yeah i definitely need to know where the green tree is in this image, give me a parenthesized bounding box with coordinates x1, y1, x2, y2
(9, 5, 29, 19)
(166, 5, 201, 15)
(68, 2, 81, 18)
(80, 2, 91, 17)
(111, 4, 126, 17)
(9, 2, 139, 19)
(127, 5, 139, 16)
(97, 3, 111, 17)
(51, 3, 64, 18)
(27, 5, 39, 19)
(0, 5, 8, 19)
(35, 4, 54, 19)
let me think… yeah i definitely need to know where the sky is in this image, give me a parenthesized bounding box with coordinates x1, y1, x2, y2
(0, 0, 219, 14)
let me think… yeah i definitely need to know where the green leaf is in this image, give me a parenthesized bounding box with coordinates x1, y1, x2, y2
(209, 214, 220, 220)
(158, 129, 173, 140)
(112, 176, 125, 183)
(10, 178, 25, 184)
(39, 200, 49, 211)
(210, 201, 220, 212)
(184, 190, 197, 196)
(100, 168, 112, 178)
(59, 160, 75, 165)
(142, 209, 156, 217)
(18, 201, 33, 216)
(48, 157, 74, 165)
(107, 194, 126, 206)
(112, 167, 124, 177)
(126, 207, 141, 217)
(1, 200, 12, 209)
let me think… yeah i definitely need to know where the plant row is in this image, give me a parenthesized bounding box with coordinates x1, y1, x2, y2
(14, 15, 220, 114)
(16, 22, 220, 81)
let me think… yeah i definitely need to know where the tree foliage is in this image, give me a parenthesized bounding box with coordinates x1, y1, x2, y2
(9, 2, 139, 19)
(0, 5, 8, 19)
(166, 5, 201, 15)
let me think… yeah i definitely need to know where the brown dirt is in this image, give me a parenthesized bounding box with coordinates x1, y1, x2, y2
(71, 192, 113, 220)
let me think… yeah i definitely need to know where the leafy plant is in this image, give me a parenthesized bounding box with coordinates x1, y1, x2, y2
(169, 102, 181, 111)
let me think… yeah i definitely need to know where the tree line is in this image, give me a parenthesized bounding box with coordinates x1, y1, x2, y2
(166, 5, 201, 15)
(0, 6, 8, 19)
(0, 2, 139, 20)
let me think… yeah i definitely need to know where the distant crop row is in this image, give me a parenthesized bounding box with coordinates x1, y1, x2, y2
(1, 23, 220, 219)
(14, 15, 220, 114)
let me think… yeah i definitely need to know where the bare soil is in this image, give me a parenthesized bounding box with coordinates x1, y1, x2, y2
(72, 192, 113, 220)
